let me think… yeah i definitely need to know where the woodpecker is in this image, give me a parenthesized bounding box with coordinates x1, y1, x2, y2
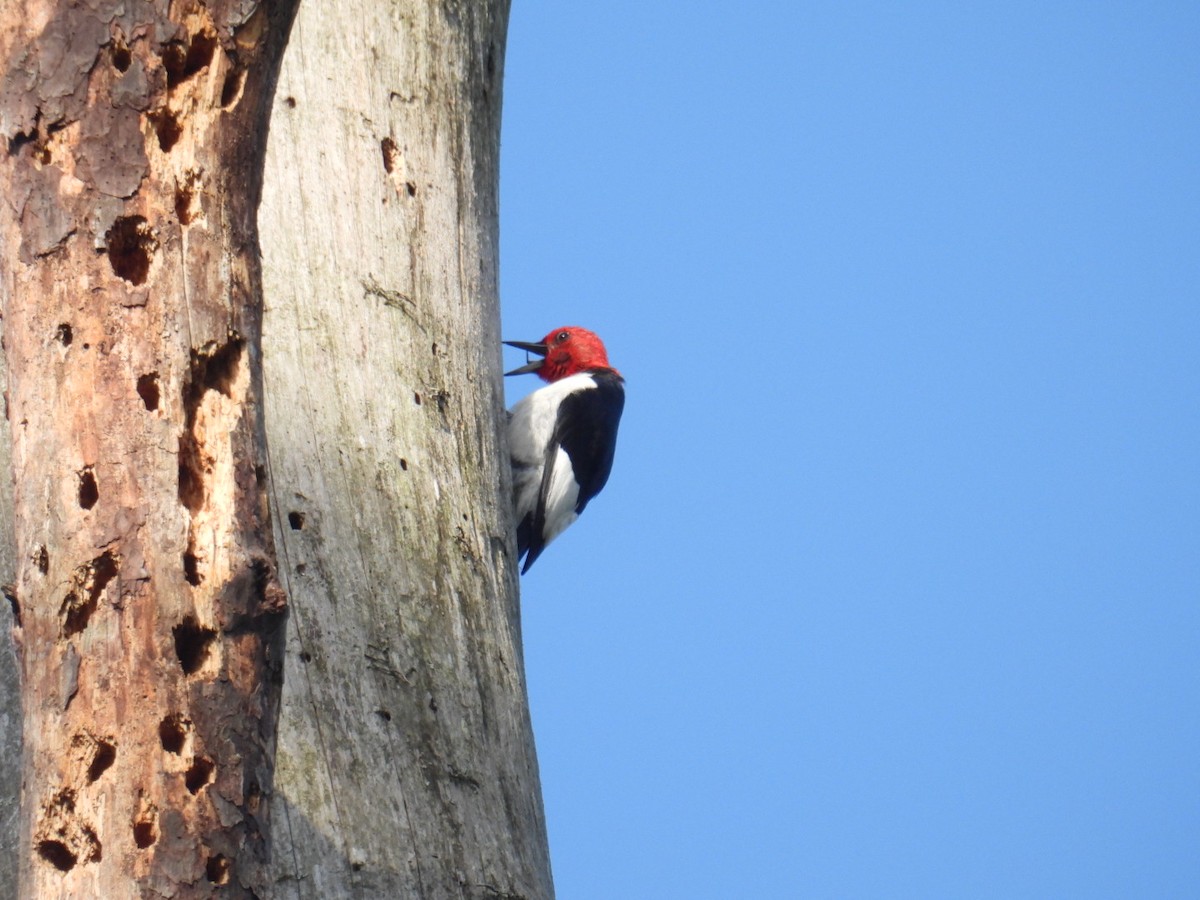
(505, 326, 625, 573)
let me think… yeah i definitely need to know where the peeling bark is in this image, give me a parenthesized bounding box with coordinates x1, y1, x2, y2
(0, 1, 298, 896)
(259, 1, 553, 898)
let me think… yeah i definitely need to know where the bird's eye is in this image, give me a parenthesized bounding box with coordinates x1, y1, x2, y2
(557, 331, 570, 342)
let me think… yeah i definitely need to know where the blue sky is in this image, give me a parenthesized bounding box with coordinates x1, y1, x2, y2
(498, 3, 1199, 898)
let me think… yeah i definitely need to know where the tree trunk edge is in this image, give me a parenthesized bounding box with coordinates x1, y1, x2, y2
(1, 322, 22, 900)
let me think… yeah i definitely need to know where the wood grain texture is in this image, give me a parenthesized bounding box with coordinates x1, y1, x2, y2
(0, 1, 298, 895)
(258, 1, 553, 897)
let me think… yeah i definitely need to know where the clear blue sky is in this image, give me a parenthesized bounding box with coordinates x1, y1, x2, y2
(498, 3, 1199, 898)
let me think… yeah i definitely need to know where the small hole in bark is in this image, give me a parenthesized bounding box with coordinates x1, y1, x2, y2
(37, 840, 76, 871)
(34, 545, 49, 575)
(287, 511, 305, 530)
(133, 817, 157, 849)
(299, 650, 312, 663)
(193, 338, 243, 398)
(61, 550, 118, 637)
(150, 111, 182, 152)
(295, 563, 307, 575)
(220, 68, 246, 108)
(78, 467, 98, 509)
(206, 854, 230, 884)
(185, 756, 215, 794)
(381, 136, 398, 173)
(159, 714, 188, 754)
(406, 181, 417, 197)
(413, 392, 421, 406)
(87, 740, 116, 783)
(175, 170, 202, 225)
(173, 617, 216, 675)
(56, 323, 72, 346)
(137, 373, 160, 411)
(111, 40, 132, 73)
(183, 550, 201, 586)
(175, 185, 193, 223)
(178, 337, 245, 513)
(284, 96, 296, 108)
(163, 29, 217, 88)
(399, 458, 408, 471)
(106, 216, 156, 285)
(376, 709, 391, 722)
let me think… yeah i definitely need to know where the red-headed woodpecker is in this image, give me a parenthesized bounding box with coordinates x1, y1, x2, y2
(504, 326, 625, 573)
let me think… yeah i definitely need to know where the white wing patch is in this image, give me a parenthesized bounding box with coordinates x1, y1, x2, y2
(540, 447, 581, 545)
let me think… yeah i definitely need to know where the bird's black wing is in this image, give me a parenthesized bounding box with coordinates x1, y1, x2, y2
(555, 371, 625, 513)
(522, 371, 624, 574)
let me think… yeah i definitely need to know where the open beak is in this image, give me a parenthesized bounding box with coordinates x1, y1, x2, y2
(503, 339, 548, 376)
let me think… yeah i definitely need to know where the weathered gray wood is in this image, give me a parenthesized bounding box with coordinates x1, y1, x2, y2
(259, 1, 552, 898)
(1, 316, 20, 900)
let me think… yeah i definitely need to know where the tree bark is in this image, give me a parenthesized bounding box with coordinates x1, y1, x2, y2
(0, 1, 298, 896)
(258, 1, 553, 898)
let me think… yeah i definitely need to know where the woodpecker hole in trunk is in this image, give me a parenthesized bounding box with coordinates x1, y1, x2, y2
(173, 617, 216, 676)
(206, 855, 231, 884)
(133, 816, 157, 849)
(86, 740, 116, 783)
(185, 756, 215, 794)
(137, 373, 160, 411)
(105, 216, 156, 285)
(159, 714, 189, 754)
(162, 29, 217, 88)
(78, 467, 98, 509)
(37, 840, 77, 872)
(151, 110, 182, 152)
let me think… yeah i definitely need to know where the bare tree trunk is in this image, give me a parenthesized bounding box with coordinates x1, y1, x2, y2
(0, 2, 298, 896)
(258, 1, 553, 898)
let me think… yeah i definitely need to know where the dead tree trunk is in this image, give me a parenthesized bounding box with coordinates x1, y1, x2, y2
(257, 1, 553, 898)
(0, 2, 298, 896)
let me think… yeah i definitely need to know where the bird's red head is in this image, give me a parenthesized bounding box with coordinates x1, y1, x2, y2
(505, 326, 616, 382)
